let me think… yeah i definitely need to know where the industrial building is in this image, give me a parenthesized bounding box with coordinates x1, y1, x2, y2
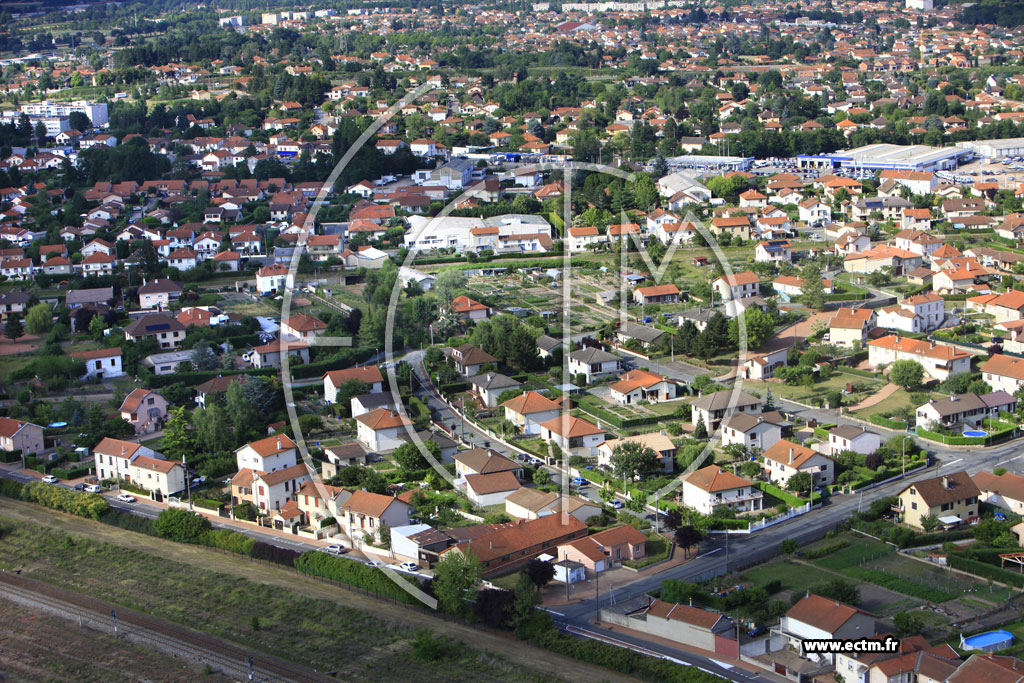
(957, 138, 1024, 160)
(664, 154, 753, 173)
(796, 144, 969, 172)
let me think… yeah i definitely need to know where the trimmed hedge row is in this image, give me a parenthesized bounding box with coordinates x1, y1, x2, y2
(293, 550, 422, 604)
(916, 426, 1015, 445)
(948, 554, 1024, 588)
(870, 414, 909, 430)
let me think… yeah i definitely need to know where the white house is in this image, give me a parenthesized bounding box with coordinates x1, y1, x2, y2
(720, 413, 783, 452)
(762, 439, 835, 488)
(712, 272, 759, 301)
(567, 347, 621, 383)
(608, 369, 677, 405)
(779, 594, 876, 665)
(867, 335, 971, 381)
(754, 240, 792, 264)
(469, 372, 522, 408)
(463, 472, 521, 506)
(539, 415, 605, 458)
(502, 391, 561, 435)
(826, 425, 881, 457)
(69, 347, 124, 380)
(680, 465, 763, 515)
(355, 408, 413, 451)
(235, 434, 298, 473)
(691, 390, 761, 432)
(256, 264, 289, 295)
(323, 365, 384, 403)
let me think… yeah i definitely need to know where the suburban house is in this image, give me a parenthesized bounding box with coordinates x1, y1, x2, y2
(502, 391, 562, 435)
(440, 514, 588, 576)
(504, 488, 602, 522)
(829, 307, 876, 348)
(771, 276, 835, 300)
(720, 413, 783, 452)
(598, 432, 677, 474)
(123, 314, 186, 349)
(350, 393, 398, 418)
(70, 347, 124, 380)
(235, 433, 297, 473)
(754, 239, 792, 263)
(323, 365, 384, 403)
(967, 289, 1024, 323)
(340, 490, 413, 542)
(248, 339, 310, 369)
(778, 593, 876, 665)
(608, 369, 676, 405)
(868, 335, 971, 381)
(355, 408, 413, 451)
(741, 347, 790, 380)
(452, 295, 491, 321)
(632, 284, 680, 305)
(877, 293, 945, 333)
(463, 471, 521, 506)
(982, 354, 1024, 395)
(117, 388, 169, 435)
(567, 347, 621, 383)
(536, 335, 565, 359)
(915, 391, 1016, 430)
(538, 415, 606, 458)
(895, 470, 980, 530)
(280, 313, 327, 342)
(448, 343, 498, 376)
(137, 278, 183, 310)
(92, 438, 185, 497)
(826, 425, 881, 457)
(0, 417, 44, 456)
(974, 470, 1024, 516)
(679, 465, 763, 515)
(556, 525, 648, 575)
(762, 439, 835, 488)
(712, 271, 760, 301)
(605, 600, 737, 657)
(469, 372, 522, 408)
(233, 463, 313, 514)
(691, 390, 762, 432)
(296, 480, 352, 526)
(453, 448, 523, 480)
(615, 322, 664, 350)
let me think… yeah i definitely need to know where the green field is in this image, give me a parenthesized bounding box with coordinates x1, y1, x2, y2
(0, 517, 551, 682)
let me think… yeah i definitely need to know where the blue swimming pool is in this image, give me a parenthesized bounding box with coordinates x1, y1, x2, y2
(962, 630, 1014, 652)
(963, 430, 988, 438)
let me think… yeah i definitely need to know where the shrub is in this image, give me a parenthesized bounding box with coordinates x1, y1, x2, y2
(153, 508, 213, 542)
(20, 482, 109, 520)
(203, 528, 256, 555)
(250, 540, 301, 566)
(293, 550, 423, 604)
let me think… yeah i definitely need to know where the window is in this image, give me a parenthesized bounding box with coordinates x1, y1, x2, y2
(911, 502, 917, 510)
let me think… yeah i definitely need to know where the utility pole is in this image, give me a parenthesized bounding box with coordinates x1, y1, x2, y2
(111, 609, 118, 638)
(184, 454, 193, 509)
(564, 551, 570, 603)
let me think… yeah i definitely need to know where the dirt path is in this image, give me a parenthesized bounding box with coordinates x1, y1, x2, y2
(0, 498, 638, 683)
(848, 382, 899, 411)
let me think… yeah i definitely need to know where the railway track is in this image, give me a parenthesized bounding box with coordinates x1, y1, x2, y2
(0, 571, 334, 682)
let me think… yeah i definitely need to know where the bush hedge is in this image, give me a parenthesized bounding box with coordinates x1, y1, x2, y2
(18, 481, 109, 520)
(802, 539, 850, 560)
(250, 540, 302, 566)
(870, 414, 909, 430)
(948, 554, 1024, 588)
(293, 550, 422, 604)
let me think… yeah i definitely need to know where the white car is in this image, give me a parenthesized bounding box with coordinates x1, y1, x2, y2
(399, 561, 420, 572)
(324, 544, 348, 555)
(41, 475, 58, 484)
(608, 499, 624, 509)
(84, 484, 102, 493)
(116, 493, 137, 503)
(364, 560, 383, 568)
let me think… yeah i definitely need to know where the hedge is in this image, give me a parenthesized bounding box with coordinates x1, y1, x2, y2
(916, 425, 1015, 445)
(52, 465, 92, 480)
(439, 382, 471, 395)
(293, 550, 422, 604)
(755, 481, 818, 507)
(870, 414, 909, 430)
(13, 481, 110, 520)
(948, 554, 1024, 588)
(803, 539, 849, 560)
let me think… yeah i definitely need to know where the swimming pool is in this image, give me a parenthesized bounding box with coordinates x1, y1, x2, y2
(962, 430, 988, 438)
(961, 629, 1014, 652)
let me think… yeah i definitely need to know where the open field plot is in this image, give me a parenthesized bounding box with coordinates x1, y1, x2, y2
(0, 516, 555, 683)
(748, 374, 885, 405)
(851, 387, 944, 422)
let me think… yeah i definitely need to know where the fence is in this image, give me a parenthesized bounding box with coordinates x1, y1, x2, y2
(707, 502, 812, 535)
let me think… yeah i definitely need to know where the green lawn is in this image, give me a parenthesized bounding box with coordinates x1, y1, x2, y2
(750, 374, 883, 405)
(852, 388, 944, 421)
(743, 560, 822, 595)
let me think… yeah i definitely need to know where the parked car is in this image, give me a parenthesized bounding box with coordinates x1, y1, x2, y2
(72, 483, 86, 491)
(609, 499, 624, 509)
(42, 475, 58, 484)
(116, 493, 137, 503)
(324, 544, 348, 555)
(399, 561, 420, 572)
(571, 477, 587, 487)
(84, 484, 102, 493)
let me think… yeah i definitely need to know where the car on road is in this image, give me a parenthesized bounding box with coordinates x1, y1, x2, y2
(608, 499, 624, 509)
(116, 493, 137, 503)
(191, 475, 207, 485)
(399, 561, 420, 572)
(72, 483, 86, 491)
(571, 477, 587, 487)
(42, 475, 58, 484)
(324, 544, 348, 555)
(364, 560, 383, 568)
(84, 484, 102, 493)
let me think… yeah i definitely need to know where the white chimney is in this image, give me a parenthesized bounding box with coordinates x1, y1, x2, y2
(276, 437, 281, 450)
(789, 448, 794, 465)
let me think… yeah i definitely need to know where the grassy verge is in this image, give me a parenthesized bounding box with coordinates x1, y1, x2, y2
(0, 517, 545, 682)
